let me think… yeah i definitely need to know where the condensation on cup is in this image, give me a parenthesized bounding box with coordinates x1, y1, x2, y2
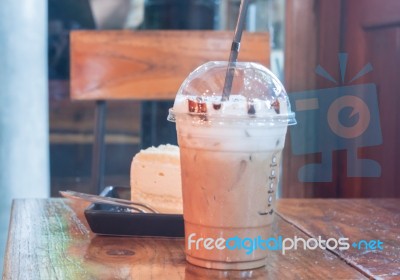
(168, 61, 296, 270)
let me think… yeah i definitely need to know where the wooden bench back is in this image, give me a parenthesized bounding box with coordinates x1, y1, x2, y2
(70, 30, 269, 100)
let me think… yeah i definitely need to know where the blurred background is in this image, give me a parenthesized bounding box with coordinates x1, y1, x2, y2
(1, 0, 400, 273)
(47, 0, 284, 196)
(0, 0, 284, 271)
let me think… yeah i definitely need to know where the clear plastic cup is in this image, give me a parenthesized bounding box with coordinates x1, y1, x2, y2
(168, 61, 296, 270)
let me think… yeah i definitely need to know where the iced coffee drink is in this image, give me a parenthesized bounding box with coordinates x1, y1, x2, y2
(168, 62, 296, 270)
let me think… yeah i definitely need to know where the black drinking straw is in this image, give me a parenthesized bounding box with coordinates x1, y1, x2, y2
(221, 0, 251, 102)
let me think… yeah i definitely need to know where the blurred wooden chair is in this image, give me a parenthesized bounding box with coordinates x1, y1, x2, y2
(70, 30, 269, 193)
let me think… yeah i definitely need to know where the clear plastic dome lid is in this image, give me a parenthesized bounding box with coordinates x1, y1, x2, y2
(168, 61, 296, 126)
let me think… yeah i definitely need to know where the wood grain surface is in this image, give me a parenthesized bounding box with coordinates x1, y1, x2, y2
(70, 31, 269, 101)
(5, 199, 395, 279)
(276, 199, 400, 279)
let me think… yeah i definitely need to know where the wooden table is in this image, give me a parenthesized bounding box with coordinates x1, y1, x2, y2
(3, 199, 400, 279)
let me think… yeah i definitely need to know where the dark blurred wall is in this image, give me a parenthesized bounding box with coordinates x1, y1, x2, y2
(141, 0, 220, 149)
(48, 0, 95, 79)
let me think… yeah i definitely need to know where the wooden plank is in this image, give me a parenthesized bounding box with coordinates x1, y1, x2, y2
(3, 199, 91, 279)
(3, 199, 366, 279)
(283, 0, 342, 198)
(284, 0, 318, 199)
(284, 0, 316, 198)
(276, 199, 400, 279)
(70, 30, 270, 101)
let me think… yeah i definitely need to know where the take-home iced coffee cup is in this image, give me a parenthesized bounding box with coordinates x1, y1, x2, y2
(168, 61, 296, 270)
